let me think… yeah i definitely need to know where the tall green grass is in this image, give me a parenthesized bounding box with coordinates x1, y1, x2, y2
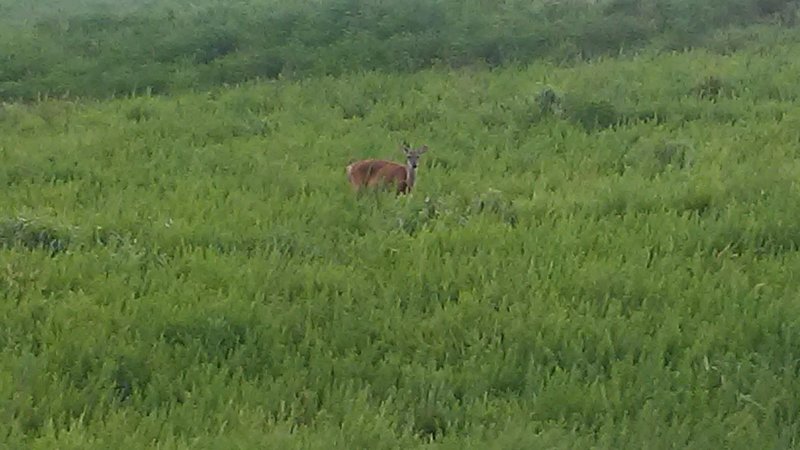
(2, 39, 800, 447)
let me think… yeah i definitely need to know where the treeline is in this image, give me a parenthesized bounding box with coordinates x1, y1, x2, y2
(1, 0, 798, 101)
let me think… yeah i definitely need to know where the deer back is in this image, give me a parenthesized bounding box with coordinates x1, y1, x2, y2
(347, 159, 407, 189)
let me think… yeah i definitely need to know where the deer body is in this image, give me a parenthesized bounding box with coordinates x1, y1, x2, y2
(346, 144, 428, 195)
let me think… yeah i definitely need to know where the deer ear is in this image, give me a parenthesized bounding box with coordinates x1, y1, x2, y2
(400, 144, 410, 154)
(418, 145, 429, 154)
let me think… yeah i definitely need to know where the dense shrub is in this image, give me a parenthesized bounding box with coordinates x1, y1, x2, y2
(0, 217, 70, 255)
(0, 0, 799, 100)
(693, 75, 736, 100)
(564, 97, 624, 131)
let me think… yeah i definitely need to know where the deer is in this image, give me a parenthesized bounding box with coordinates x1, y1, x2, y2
(346, 143, 429, 195)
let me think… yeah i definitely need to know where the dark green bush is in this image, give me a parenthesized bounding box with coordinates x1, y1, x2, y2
(625, 138, 695, 177)
(0, 217, 70, 255)
(693, 75, 735, 100)
(0, 0, 797, 101)
(535, 87, 564, 117)
(565, 98, 623, 132)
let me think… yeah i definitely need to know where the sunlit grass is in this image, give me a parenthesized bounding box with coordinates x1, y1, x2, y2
(2, 40, 800, 448)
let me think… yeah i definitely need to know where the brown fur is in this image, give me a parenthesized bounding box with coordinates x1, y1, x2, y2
(346, 144, 428, 195)
(346, 159, 411, 194)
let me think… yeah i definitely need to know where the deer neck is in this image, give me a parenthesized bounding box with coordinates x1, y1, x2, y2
(405, 163, 416, 188)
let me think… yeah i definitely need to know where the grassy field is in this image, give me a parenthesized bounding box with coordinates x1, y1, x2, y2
(3, 23, 800, 448)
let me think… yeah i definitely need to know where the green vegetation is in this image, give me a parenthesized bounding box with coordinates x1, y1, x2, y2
(4, 0, 800, 448)
(1, 0, 800, 100)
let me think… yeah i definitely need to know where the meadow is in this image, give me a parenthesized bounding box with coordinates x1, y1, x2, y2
(3, 2, 800, 448)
